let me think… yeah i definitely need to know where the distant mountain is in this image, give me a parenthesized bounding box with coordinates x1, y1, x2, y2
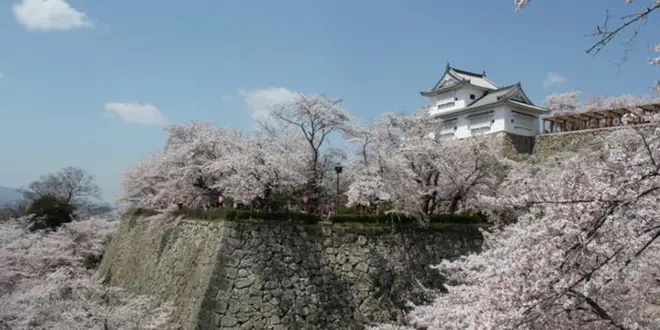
(0, 186, 23, 205)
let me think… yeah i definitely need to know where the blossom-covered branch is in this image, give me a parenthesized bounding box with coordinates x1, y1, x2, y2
(346, 112, 502, 218)
(370, 109, 660, 329)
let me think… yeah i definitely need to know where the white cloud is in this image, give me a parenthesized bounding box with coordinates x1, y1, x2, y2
(542, 72, 567, 88)
(243, 87, 299, 120)
(13, 0, 93, 32)
(221, 94, 234, 103)
(104, 102, 168, 126)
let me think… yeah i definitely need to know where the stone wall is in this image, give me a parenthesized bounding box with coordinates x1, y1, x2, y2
(98, 215, 482, 330)
(534, 128, 616, 160)
(468, 132, 535, 160)
(97, 215, 226, 328)
(495, 132, 536, 159)
(533, 124, 658, 159)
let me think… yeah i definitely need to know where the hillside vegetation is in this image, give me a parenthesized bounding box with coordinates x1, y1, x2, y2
(0, 214, 177, 330)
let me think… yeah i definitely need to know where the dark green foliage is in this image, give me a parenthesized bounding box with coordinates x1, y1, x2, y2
(163, 207, 321, 224)
(174, 207, 227, 221)
(25, 195, 75, 231)
(125, 208, 160, 218)
(330, 213, 417, 224)
(336, 204, 396, 216)
(119, 207, 488, 238)
(428, 214, 486, 224)
(225, 209, 321, 224)
(425, 222, 488, 236)
(332, 221, 488, 236)
(336, 206, 359, 215)
(329, 213, 486, 225)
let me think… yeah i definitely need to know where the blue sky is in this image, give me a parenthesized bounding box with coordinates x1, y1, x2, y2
(0, 0, 658, 203)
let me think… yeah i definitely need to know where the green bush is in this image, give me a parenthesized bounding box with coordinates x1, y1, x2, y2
(329, 213, 486, 225)
(26, 195, 75, 231)
(336, 204, 396, 216)
(125, 207, 160, 217)
(427, 222, 488, 235)
(121, 205, 488, 227)
(225, 209, 320, 224)
(336, 206, 359, 215)
(174, 207, 226, 220)
(330, 213, 417, 224)
(428, 214, 486, 224)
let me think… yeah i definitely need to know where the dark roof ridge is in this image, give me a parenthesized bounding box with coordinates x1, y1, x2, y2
(491, 82, 521, 92)
(497, 84, 522, 101)
(450, 67, 486, 78)
(467, 91, 490, 106)
(466, 83, 522, 107)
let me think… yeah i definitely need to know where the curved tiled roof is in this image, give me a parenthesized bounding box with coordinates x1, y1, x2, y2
(422, 64, 498, 96)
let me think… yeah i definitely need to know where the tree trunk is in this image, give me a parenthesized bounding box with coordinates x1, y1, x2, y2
(448, 193, 463, 215)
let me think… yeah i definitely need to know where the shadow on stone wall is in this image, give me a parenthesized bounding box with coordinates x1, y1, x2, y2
(97, 216, 227, 329)
(197, 222, 481, 330)
(98, 216, 482, 330)
(534, 124, 660, 160)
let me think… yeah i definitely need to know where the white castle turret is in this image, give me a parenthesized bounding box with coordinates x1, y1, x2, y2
(421, 63, 550, 139)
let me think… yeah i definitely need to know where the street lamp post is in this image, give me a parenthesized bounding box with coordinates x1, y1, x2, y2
(334, 163, 343, 215)
(303, 191, 309, 213)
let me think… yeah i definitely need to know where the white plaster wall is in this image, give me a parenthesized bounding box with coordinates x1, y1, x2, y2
(425, 94, 544, 140)
(504, 106, 540, 137)
(454, 115, 471, 139)
(435, 107, 511, 139)
(455, 87, 485, 107)
(428, 91, 457, 116)
(427, 86, 486, 117)
(491, 107, 507, 133)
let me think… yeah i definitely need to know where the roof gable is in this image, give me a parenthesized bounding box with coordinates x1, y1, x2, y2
(422, 64, 498, 96)
(508, 86, 533, 104)
(431, 71, 463, 90)
(449, 68, 498, 90)
(431, 83, 549, 118)
(466, 83, 534, 107)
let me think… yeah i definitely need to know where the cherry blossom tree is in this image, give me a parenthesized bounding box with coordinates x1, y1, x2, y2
(206, 132, 308, 209)
(0, 213, 176, 329)
(347, 112, 502, 218)
(370, 104, 660, 329)
(271, 94, 355, 207)
(119, 151, 173, 209)
(119, 121, 312, 210)
(545, 91, 660, 120)
(119, 122, 241, 209)
(119, 94, 357, 212)
(343, 120, 395, 210)
(345, 112, 430, 213)
(544, 91, 581, 116)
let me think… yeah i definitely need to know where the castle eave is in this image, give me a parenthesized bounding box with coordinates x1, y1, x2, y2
(420, 82, 491, 97)
(508, 100, 550, 114)
(431, 101, 506, 118)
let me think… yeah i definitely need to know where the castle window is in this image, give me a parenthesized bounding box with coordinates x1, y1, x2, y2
(470, 94, 476, 100)
(440, 119, 457, 135)
(437, 102, 455, 110)
(469, 113, 492, 136)
(513, 113, 535, 131)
